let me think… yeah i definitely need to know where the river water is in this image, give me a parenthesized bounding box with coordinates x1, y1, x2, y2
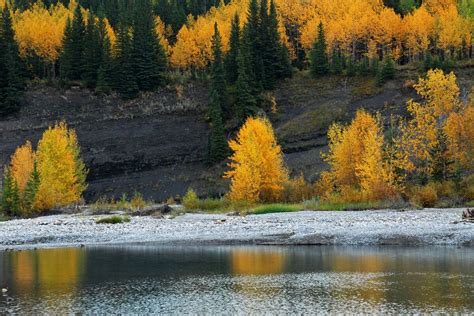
(0, 245, 473, 314)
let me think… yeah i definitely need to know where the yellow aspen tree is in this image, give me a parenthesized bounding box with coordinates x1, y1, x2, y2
(34, 122, 87, 210)
(9, 141, 35, 192)
(225, 117, 288, 203)
(444, 106, 474, 173)
(321, 110, 398, 201)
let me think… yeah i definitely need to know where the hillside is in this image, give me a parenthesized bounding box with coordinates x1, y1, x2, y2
(2, 67, 472, 202)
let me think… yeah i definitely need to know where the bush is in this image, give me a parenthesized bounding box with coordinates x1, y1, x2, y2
(283, 174, 313, 203)
(252, 204, 302, 215)
(182, 188, 199, 210)
(130, 192, 147, 210)
(408, 184, 438, 208)
(96, 215, 131, 224)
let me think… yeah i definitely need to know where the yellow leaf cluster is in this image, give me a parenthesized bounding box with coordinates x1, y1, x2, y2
(12, 1, 74, 63)
(9, 141, 35, 192)
(34, 122, 87, 210)
(321, 110, 399, 201)
(225, 117, 288, 203)
(445, 105, 474, 173)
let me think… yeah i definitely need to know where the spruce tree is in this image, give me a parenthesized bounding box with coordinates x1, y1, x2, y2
(132, 0, 167, 91)
(235, 49, 257, 121)
(241, 0, 263, 93)
(224, 14, 240, 85)
(115, 23, 139, 99)
(310, 22, 329, 77)
(96, 23, 114, 94)
(82, 11, 102, 88)
(1, 168, 20, 216)
(331, 48, 343, 75)
(346, 57, 356, 76)
(208, 23, 228, 164)
(60, 5, 86, 80)
(22, 161, 40, 214)
(0, 5, 25, 117)
(377, 54, 395, 86)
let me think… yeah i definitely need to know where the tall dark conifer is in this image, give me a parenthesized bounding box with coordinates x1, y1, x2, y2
(115, 24, 139, 99)
(241, 0, 262, 93)
(0, 5, 25, 117)
(310, 22, 329, 77)
(224, 14, 240, 85)
(60, 5, 86, 80)
(96, 19, 114, 94)
(207, 23, 228, 164)
(132, 0, 167, 91)
(235, 49, 257, 121)
(82, 11, 102, 88)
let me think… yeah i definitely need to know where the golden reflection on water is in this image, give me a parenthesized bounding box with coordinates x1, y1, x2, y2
(9, 248, 85, 296)
(231, 248, 286, 275)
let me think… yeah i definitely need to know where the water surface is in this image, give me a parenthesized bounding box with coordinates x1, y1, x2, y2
(0, 246, 473, 313)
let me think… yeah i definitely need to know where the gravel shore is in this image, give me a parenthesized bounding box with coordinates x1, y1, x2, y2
(0, 209, 472, 250)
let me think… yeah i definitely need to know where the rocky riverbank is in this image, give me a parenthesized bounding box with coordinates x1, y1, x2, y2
(0, 209, 472, 250)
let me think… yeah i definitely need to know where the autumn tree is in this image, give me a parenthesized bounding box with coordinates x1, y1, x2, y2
(225, 116, 288, 202)
(34, 122, 87, 211)
(207, 23, 229, 164)
(319, 110, 399, 202)
(310, 22, 329, 77)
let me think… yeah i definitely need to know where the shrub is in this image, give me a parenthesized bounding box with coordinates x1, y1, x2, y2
(96, 215, 131, 224)
(252, 204, 302, 215)
(283, 174, 313, 203)
(408, 184, 438, 208)
(183, 188, 199, 210)
(130, 192, 147, 210)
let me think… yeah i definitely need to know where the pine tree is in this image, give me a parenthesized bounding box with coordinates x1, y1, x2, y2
(95, 23, 114, 94)
(241, 0, 263, 93)
(115, 24, 139, 99)
(224, 14, 240, 85)
(331, 48, 343, 75)
(60, 5, 86, 80)
(0, 5, 25, 117)
(377, 54, 395, 86)
(260, 0, 291, 89)
(208, 23, 229, 164)
(310, 22, 329, 77)
(1, 168, 20, 216)
(346, 57, 356, 77)
(21, 161, 40, 214)
(82, 11, 102, 88)
(235, 49, 258, 121)
(132, 0, 167, 91)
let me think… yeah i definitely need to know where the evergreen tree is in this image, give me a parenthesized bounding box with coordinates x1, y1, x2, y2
(346, 57, 356, 77)
(60, 5, 86, 80)
(208, 23, 229, 164)
(224, 14, 240, 84)
(241, 0, 263, 93)
(377, 54, 395, 86)
(0, 5, 25, 117)
(1, 168, 20, 216)
(95, 24, 114, 94)
(310, 22, 329, 77)
(82, 11, 102, 88)
(131, 0, 167, 91)
(331, 48, 343, 75)
(21, 161, 40, 214)
(358, 57, 370, 76)
(115, 24, 139, 99)
(235, 49, 257, 121)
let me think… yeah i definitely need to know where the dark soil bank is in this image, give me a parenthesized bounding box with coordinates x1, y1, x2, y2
(1, 69, 473, 201)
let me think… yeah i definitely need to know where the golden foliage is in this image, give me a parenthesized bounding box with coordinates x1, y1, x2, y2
(34, 122, 87, 210)
(225, 117, 288, 203)
(444, 105, 474, 172)
(12, 1, 74, 63)
(9, 141, 35, 192)
(319, 110, 399, 202)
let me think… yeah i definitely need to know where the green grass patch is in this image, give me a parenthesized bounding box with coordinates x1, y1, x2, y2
(0, 215, 9, 222)
(91, 192, 152, 213)
(96, 215, 131, 224)
(302, 199, 390, 211)
(466, 201, 474, 207)
(251, 204, 303, 215)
